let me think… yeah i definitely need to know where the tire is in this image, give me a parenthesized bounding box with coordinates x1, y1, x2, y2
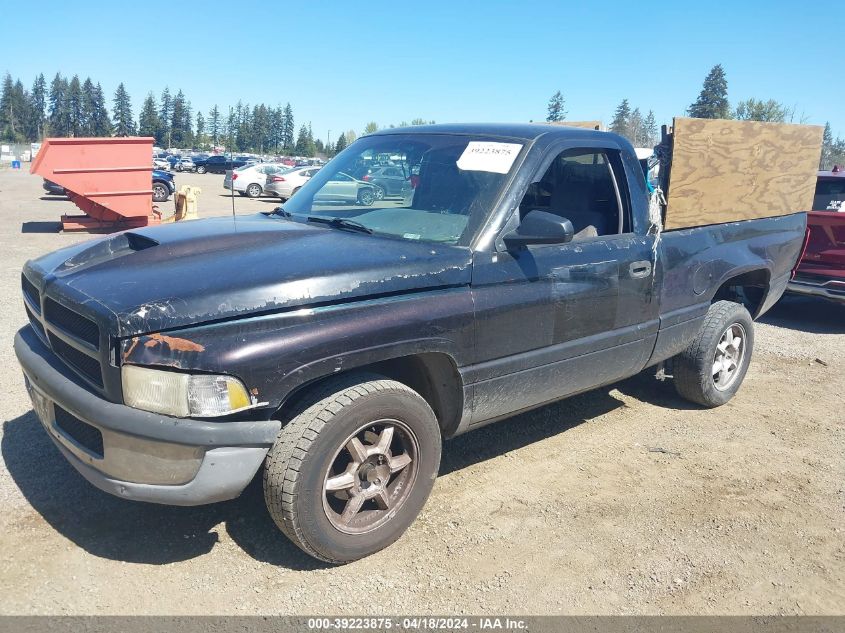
(357, 188, 375, 206)
(196, 165, 207, 174)
(246, 183, 262, 198)
(673, 300, 754, 407)
(291, 187, 301, 197)
(152, 182, 169, 202)
(374, 185, 385, 200)
(263, 373, 442, 564)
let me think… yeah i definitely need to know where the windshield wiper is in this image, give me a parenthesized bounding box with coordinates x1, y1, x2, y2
(270, 206, 291, 218)
(306, 216, 373, 234)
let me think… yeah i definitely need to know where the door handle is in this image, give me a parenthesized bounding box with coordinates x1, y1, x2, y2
(629, 260, 652, 278)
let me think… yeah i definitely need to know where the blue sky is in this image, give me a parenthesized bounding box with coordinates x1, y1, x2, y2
(4, 1, 842, 143)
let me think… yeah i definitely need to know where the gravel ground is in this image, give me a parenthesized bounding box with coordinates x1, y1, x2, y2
(0, 167, 842, 615)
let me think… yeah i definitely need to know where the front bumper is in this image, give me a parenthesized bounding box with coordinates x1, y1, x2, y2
(786, 278, 845, 304)
(14, 327, 281, 506)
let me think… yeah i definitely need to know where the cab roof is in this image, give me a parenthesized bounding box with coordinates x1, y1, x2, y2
(370, 122, 612, 143)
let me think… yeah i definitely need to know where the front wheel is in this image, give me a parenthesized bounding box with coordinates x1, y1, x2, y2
(357, 188, 375, 206)
(196, 165, 207, 174)
(263, 374, 442, 563)
(673, 300, 754, 407)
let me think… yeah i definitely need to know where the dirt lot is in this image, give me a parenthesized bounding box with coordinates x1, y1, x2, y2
(0, 167, 842, 615)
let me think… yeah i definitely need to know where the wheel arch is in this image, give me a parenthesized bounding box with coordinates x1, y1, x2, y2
(710, 266, 771, 318)
(277, 350, 465, 438)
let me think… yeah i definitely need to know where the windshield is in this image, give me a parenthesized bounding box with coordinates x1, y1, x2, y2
(280, 133, 524, 245)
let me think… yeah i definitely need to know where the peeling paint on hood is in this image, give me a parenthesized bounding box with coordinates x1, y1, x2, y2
(26, 214, 473, 337)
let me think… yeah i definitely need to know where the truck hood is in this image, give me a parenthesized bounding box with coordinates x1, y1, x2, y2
(27, 214, 473, 337)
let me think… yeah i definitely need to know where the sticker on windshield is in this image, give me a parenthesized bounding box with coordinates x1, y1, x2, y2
(456, 142, 522, 174)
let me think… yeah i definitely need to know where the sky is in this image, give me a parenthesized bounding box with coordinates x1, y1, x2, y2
(4, 0, 843, 144)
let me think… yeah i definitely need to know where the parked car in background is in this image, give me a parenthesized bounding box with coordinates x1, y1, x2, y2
(41, 179, 66, 196)
(153, 157, 170, 170)
(264, 166, 321, 200)
(41, 169, 175, 202)
(313, 171, 379, 205)
(786, 169, 845, 304)
(194, 155, 250, 174)
(363, 165, 412, 199)
(174, 157, 195, 172)
(224, 164, 289, 198)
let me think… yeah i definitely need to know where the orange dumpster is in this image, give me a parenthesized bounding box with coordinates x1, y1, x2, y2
(30, 137, 161, 232)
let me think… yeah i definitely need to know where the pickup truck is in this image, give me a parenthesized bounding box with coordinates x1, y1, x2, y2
(194, 154, 250, 174)
(786, 169, 845, 303)
(16, 124, 806, 564)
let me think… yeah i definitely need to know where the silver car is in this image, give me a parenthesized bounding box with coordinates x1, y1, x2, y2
(313, 172, 379, 206)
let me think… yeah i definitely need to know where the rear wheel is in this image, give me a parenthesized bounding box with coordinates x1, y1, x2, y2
(152, 182, 169, 202)
(263, 374, 441, 563)
(673, 300, 754, 407)
(246, 183, 262, 198)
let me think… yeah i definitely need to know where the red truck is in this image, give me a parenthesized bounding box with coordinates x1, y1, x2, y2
(787, 168, 845, 303)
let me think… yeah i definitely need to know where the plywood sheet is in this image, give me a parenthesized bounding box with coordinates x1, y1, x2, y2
(664, 117, 823, 230)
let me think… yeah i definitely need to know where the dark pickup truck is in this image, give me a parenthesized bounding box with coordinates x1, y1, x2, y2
(16, 124, 806, 563)
(194, 154, 251, 174)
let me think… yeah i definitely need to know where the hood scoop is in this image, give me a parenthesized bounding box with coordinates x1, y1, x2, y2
(56, 232, 160, 274)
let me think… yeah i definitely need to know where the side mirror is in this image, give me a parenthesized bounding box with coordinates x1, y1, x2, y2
(503, 210, 574, 249)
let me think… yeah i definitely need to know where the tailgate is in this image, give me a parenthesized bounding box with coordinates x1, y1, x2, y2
(802, 211, 845, 268)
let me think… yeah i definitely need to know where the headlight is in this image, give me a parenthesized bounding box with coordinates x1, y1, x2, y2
(122, 365, 252, 417)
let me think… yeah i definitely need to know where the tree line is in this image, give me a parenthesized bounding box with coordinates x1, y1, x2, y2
(0, 71, 437, 158)
(546, 63, 843, 168)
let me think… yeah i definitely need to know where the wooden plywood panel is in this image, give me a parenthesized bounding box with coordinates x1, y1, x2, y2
(664, 117, 823, 230)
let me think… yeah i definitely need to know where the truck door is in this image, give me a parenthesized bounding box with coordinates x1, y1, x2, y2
(468, 145, 659, 426)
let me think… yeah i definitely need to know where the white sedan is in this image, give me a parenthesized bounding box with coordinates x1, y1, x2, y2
(224, 163, 289, 198)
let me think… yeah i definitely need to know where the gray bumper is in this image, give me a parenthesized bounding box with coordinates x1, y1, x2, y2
(14, 327, 281, 506)
(786, 279, 845, 304)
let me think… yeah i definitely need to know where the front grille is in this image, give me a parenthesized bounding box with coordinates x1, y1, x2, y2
(24, 303, 46, 340)
(44, 297, 99, 349)
(54, 405, 104, 457)
(48, 333, 103, 387)
(22, 275, 40, 312)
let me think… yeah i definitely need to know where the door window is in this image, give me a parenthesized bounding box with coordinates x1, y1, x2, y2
(519, 148, 630, 240)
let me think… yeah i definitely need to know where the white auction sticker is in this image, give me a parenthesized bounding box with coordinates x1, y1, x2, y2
(456, 141, 522, 174)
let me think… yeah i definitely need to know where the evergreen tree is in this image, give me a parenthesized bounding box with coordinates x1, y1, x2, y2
(48, 73, 69, 137)
(364, 121, 378, 135)
(294, 123, 311, 156)
(609, 99, 631, 138)
(269, 106, 283, 151)
(410, 118, 427, 126)
(138, 92, 159, 139)
(0, 74, 16, 141)
(208, 104, 221, 147)
(29, 73, 46, 140)
(282, 103, 294, 151)
(195, 111, 206, 148)
(546, 90, 566, 122)
(91, 83, 112, 136)
(688, 64, 730, 119)
(159, 87, 172, 147)
(170, 90, 187, 146)
(0, 74, 29, 142)
(81, 78, 96, 135)
(643, 110, 657, 147)
(112, 83, 135, 136)
(821, 122, 834, 170)
(315, 139, 324, 154)
(334, 133, 347, 154)
(65, 75, 83, 136)
(183, 100, 193, 148)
